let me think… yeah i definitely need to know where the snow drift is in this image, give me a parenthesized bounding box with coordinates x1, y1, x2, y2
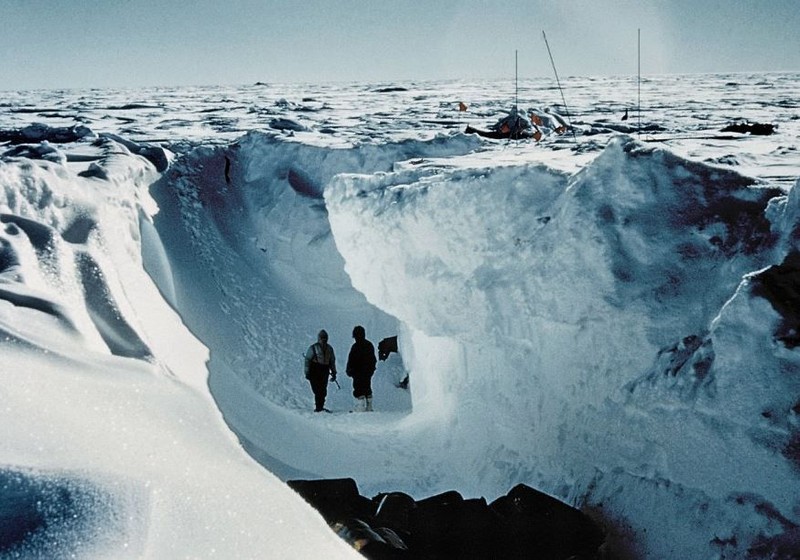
(0, 136, 361, 558)
(327, 135, 800, 557)
(1, 114, 799, 558)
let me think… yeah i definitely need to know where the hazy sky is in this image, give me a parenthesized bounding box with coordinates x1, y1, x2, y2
(2, 0, 798, 90)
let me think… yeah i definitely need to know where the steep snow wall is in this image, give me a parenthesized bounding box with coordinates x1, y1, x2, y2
(326, 136, 800, 557)
(4, 75, 799, 558)
(151, 131, 481, 411)
(151, 129, 800, 557)
(0, 139, 361, 558)
(6, 127, 797, 558)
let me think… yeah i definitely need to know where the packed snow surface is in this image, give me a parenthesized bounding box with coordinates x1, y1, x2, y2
(1, 73, 799, 558)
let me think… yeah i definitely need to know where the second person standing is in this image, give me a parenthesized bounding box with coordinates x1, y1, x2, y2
(346, 325, 377, 411)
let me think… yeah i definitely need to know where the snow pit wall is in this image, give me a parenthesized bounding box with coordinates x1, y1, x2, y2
(148, 130, 800, 558)
(153, 131, 482, 413)
(0, 138, 362, 558)
(325, 136, 800, 557)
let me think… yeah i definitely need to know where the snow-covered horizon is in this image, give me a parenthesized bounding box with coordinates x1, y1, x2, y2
(1, 73, 799, 558)
(1, 68, 796, 94)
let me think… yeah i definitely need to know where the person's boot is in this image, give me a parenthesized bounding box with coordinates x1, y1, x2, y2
(365, 396, 373, 411)
(352, 396, 366, 412)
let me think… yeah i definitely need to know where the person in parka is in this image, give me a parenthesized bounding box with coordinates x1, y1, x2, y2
(346, 325, 377, 411)
(304, 329, 337, 412)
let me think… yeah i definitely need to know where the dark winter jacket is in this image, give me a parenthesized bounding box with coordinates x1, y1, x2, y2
(346, 339, 377, 378)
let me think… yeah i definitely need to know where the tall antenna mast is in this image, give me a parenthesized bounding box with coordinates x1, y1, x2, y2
(638, 28, 641, 136)
(515, 49, 519, 110)
(542, 30, 577, 142)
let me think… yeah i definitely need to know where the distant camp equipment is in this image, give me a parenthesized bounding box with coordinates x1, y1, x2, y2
(463, 50, 538, 141)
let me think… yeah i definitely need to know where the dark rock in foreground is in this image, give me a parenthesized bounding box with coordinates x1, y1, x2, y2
(288, 478, 605, 559)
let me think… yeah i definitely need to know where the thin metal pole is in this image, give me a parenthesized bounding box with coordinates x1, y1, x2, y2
(515, 49, 519, 110)
(542, 30, 577, 142)
(638, 28, 641, 136)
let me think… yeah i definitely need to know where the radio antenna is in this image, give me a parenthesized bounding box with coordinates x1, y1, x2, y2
(542, 31, 576, 142)
(638, 28, 641, 136)
(515, 49, 519, 110)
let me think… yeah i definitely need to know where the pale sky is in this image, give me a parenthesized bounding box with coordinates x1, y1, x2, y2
(2, 0, 798, 90)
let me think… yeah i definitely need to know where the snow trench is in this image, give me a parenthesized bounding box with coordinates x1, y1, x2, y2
(4, 128, 797, 557)
(62, 129, 788, 557)
(2, 72, 799, 557)
(149, 130, 800, 558)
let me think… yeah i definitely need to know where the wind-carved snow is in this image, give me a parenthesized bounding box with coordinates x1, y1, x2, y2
(2, 74, 800, 558)
(0, 137, 362, 558)
(326, 136, 800, 557)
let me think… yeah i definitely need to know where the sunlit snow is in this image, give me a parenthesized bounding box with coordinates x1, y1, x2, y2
(1, 73, 799, 558)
